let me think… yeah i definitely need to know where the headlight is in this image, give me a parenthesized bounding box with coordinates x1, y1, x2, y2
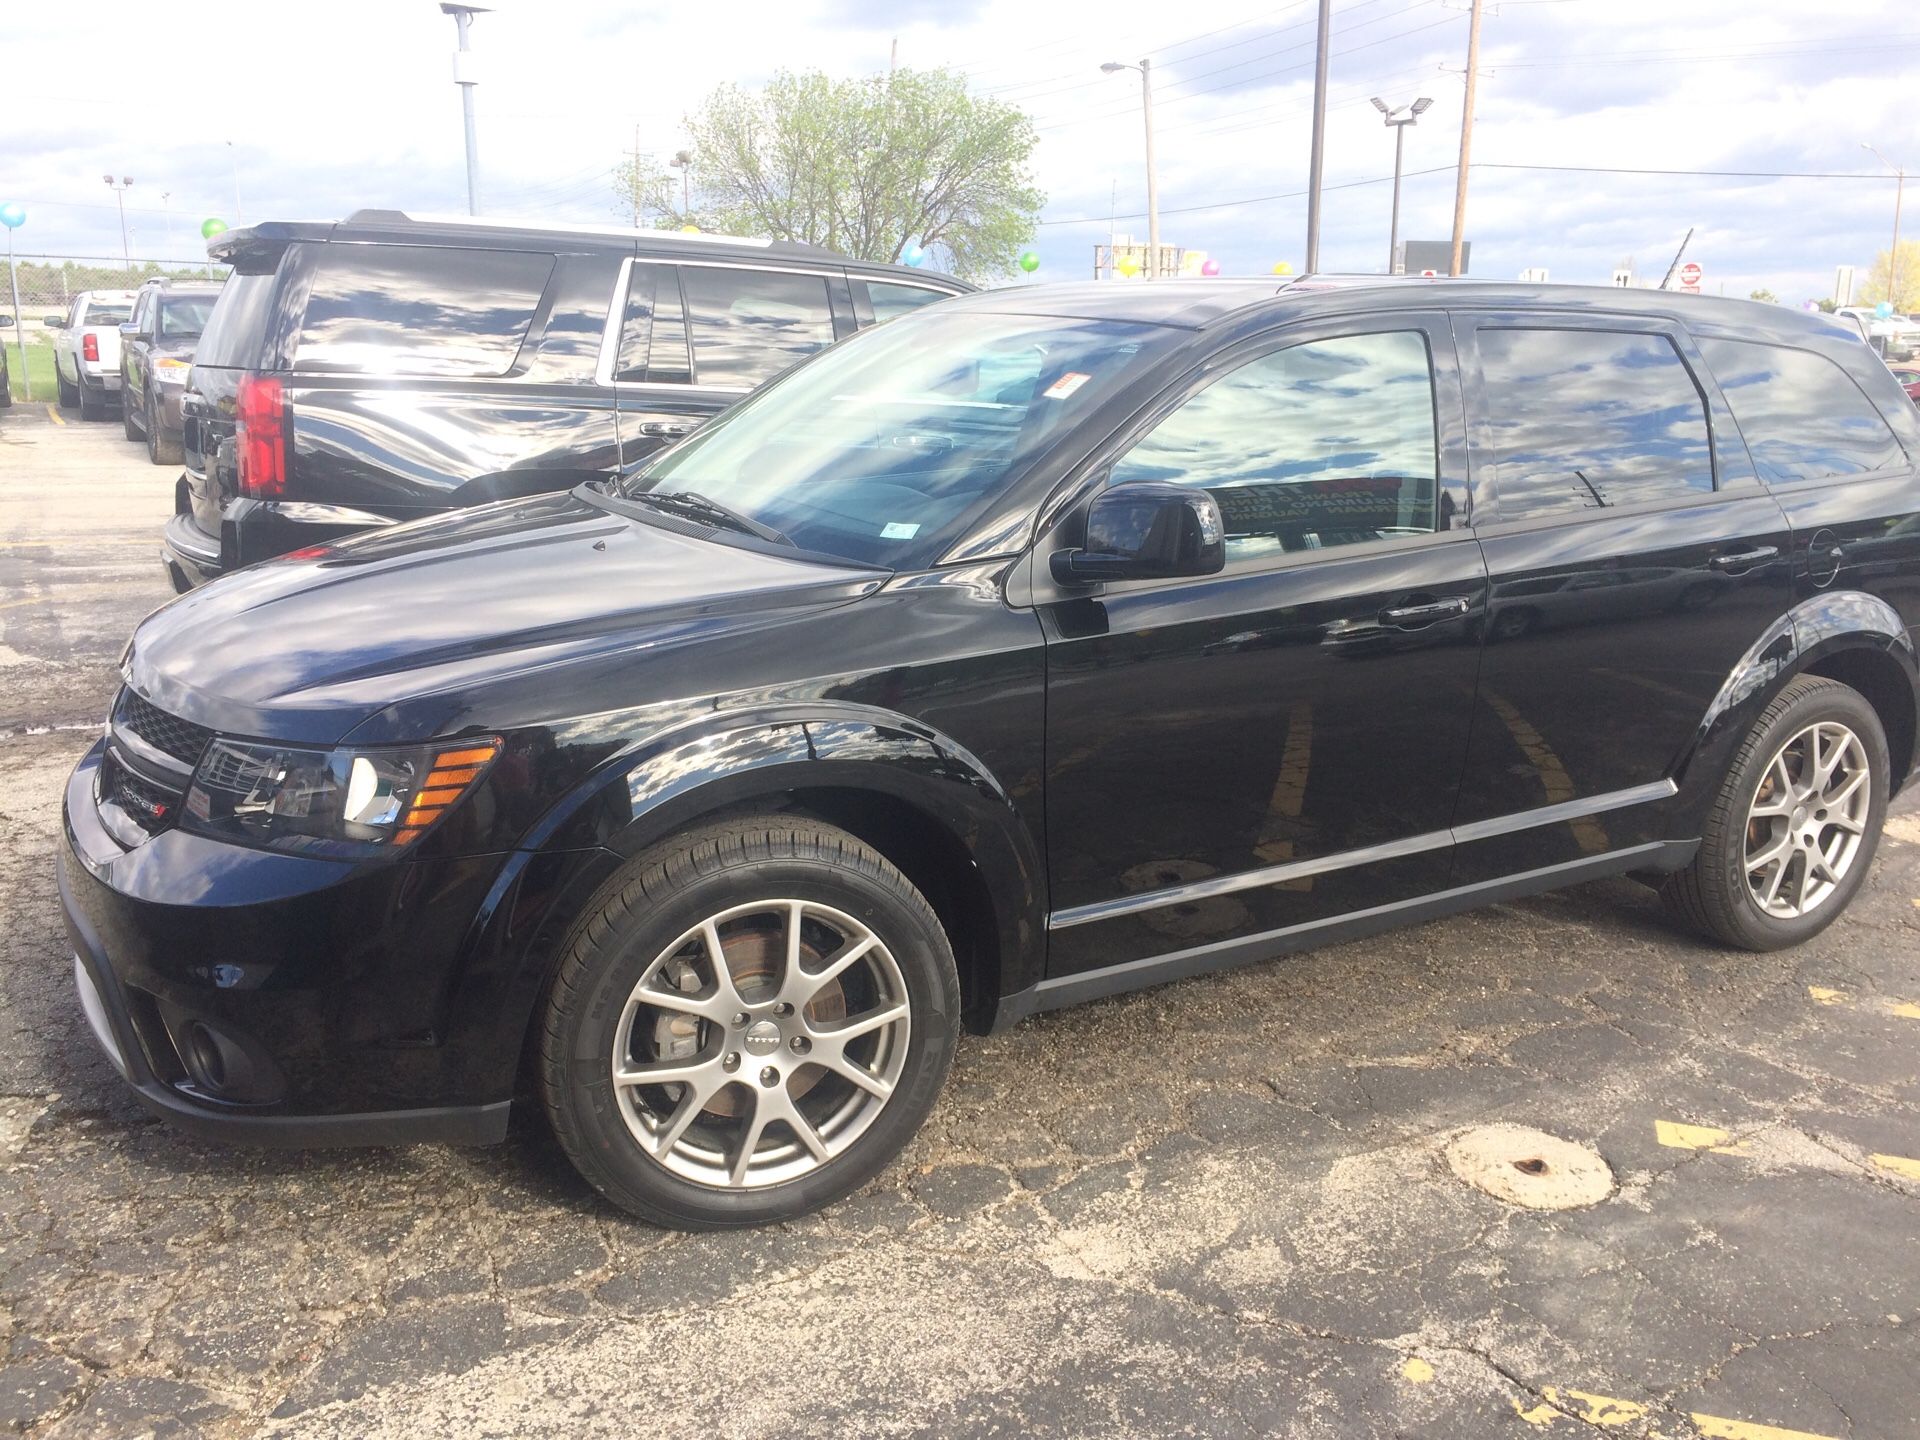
(183, 737, 499, 855)
(154, 358, 192, 385)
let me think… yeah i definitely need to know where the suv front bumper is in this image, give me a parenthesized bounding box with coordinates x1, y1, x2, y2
(60, 741, 511, 1146)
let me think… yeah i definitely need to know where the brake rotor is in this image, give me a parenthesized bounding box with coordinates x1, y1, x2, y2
(652, 917, 848, 1120)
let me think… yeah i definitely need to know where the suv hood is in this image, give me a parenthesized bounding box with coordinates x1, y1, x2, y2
(126, 490, 885, 745)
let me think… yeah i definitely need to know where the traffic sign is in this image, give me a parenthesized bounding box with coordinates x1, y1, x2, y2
(1678, 261, 1703, 294)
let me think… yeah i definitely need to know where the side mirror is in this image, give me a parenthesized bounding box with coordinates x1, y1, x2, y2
(44, 316, 64, 329)
(0, 314, 13, 328)
(1052, 481, 1226, 585)
(120, 321, 140, 338)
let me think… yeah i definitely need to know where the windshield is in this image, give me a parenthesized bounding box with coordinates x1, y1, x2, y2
(157, 295, 216, 340)
(86, 303, 132, 326)
(621, 309, 1176, 567)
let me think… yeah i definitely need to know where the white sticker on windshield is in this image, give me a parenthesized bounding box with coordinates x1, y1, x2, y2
(881, 521, 921, 539)
(1043, 371, 1092, 399)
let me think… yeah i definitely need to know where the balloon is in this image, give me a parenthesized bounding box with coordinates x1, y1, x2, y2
(1018, 249, 1040, 273)
(1116, 255, 1140, 278)
(1200, 258, 1221, 277)
(0, 203, 24, 230)
(201, 218, 228, 240)
(1271, 261, 1293, 276)
(900, 239, 927, 267)
(1876, 300, 1895, 319)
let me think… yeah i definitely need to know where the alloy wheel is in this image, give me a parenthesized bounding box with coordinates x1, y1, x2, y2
(1743, 720, 1871, 920)
(610, 898, 911, 1189)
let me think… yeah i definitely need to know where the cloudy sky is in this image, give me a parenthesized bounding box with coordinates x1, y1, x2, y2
(5, 0, 1913, 301)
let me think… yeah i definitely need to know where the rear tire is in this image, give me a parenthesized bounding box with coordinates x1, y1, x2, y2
(146, 395, 182, 465)
(78, 377, 103, 421)
(539, 817, 960, 1229)
(1661, 675, 1889, 950)
(56, 367, 77, 409)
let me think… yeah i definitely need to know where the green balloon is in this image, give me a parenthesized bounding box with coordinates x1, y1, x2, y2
(1018, 250, 1040, 273)
(201, 218, 228, 240)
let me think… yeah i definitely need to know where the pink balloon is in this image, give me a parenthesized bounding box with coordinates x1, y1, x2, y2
(1200, 259, 1221, 276)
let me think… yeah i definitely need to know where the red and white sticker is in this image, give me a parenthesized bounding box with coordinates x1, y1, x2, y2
(1043, 371, 1092, 399)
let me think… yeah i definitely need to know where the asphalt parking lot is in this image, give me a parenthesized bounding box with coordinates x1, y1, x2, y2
(0, 401, 1916, 1438)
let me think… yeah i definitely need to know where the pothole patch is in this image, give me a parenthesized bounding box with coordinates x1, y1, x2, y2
(1445, 1124, 1614, 1210)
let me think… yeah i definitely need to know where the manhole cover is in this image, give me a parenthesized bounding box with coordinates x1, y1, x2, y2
(1445, 1124, 1614, 1210)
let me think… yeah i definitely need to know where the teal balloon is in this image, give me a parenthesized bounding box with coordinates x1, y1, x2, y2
(901, 241, 927, 267)
(201, 217, 228, 240)
(0, 203, 24, 229)
(1876, 300, 1895, 319)
(1018, 250, 1039, 273)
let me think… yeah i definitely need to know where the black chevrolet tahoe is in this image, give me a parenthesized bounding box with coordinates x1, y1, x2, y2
(161, 210, 968, 591)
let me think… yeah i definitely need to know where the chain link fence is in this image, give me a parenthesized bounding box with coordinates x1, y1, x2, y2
(4, 256, 229, 400)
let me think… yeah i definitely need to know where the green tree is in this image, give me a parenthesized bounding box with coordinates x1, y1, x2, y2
(1748, 287, 1777, 303)
(1815, 298, 1838, 313)
(1857, 239, 1920, 312)
(612, 151, 678, 228)
(682, 67, 1042, 281)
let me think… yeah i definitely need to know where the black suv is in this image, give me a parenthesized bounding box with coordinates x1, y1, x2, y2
(66, 279, 1920, 1229)
(161, 210, 968, 591)
(120, 279, 222, 466)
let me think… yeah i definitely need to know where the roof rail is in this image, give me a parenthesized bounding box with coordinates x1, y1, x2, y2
(342, 208, 780, 249)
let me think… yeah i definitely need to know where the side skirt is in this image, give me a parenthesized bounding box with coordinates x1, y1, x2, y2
(990, 839, 1698, 1031)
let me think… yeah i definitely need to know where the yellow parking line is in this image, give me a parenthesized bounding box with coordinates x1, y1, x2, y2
(1871, 1153, 1920, 1181)
(1512, 1384, 1839, 1438)
(1654, 1120, 1752, 1156)
(44, 404, 64, 425)
(1806, 985, 1920, 1021)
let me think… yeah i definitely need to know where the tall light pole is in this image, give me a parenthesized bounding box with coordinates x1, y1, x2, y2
(1372, 97, 1432, 273)
(1449, 0, 1485, 276)
(1304, 0, 1332, 272)
(673, 149, 694, 218)
(441, 3, 491, 215)
(1101, 60, 1159, 278)
(1863, 142, 1906, 311)
(102, 176, 134, 270)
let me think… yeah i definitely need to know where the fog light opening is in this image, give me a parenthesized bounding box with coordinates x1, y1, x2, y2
(187, 1023, 229, 1093)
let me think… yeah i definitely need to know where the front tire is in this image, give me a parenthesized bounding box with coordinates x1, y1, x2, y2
(147, 394, 182, 465)
(539, 817, 960, 1229)
(77, 377, 103, 421)
(1662, 675, 1889, 950)
(122, 386, 141, 439)
(56, 366, 77, 409)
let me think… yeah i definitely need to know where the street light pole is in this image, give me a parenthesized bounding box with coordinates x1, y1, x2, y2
(1372, 97, 1432, 273)
(1864, 142, 1906, 310)
(1101, 60, 1160, 278)
(441, 4, 491, 215)
(102, 176, 134, 271)
(1305, 0, 1332, 273)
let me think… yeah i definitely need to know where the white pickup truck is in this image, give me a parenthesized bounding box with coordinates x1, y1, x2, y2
(51, 289, 137, 419)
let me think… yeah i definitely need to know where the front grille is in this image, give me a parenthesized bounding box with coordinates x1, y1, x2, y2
(103, 751, 183, 836)
(116, 689, 213, 768)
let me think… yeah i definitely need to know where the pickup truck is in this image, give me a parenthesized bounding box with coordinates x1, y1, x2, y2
(1835, 304, 1920, 360)
(51, 290, 137, 419)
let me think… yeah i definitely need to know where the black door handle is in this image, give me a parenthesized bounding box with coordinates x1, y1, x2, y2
(1379, 596, 1470, 628)
(1708, 545, 1779, 571)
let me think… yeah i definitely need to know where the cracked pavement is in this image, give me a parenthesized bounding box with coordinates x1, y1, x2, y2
(2, 408, 1917, 1437)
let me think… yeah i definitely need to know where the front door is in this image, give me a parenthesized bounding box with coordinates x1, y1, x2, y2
(1039, 313, 1487, 979)
(1450, 313, 1797, 883)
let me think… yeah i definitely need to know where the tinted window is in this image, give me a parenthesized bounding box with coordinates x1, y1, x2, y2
(293, 245, 553, 376)
(195, 273, 277, 369)
(862, 280, 949, 324)
(1478, 328, 1714, 519)
(85, 302, 132, 326)
(680, 267, 835, 388)
(157, 295, 215, 341)
(1111, 330, 1441, 558)
(1698, 337, 1905, 484)
(614, 264, 692, 384)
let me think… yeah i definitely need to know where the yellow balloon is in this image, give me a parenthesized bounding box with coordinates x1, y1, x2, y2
(680, 224, 700, 233)
(1117, 256, 1140, 277)
(1272, 261, 1293, 276)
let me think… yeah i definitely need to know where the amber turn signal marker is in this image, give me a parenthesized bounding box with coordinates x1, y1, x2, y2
(392, 738, 501, 847)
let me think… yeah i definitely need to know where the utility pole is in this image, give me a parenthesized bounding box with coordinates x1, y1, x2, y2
(1372, 96, 1432, 273)
(440, 4, 489, 215)
(1448, 0, 1485, 277)
(225, 141, 242, 224)
(1101, 60, 1161, 278)
(1304, 0, 1332, 273)
(102, 175, 134, 270)
(1864, 143, 1907, 309)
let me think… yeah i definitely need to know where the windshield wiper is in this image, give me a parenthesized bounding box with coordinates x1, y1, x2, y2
(629, 489, 793, 547)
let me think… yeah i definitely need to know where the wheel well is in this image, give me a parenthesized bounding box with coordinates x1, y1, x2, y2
(745, 787, 1006, 1034)
(1804, 647, 1917, 784)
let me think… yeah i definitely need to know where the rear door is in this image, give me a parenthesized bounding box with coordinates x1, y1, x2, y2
(1451, 311, 1796, 883)
(609, 259, 850, 467)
